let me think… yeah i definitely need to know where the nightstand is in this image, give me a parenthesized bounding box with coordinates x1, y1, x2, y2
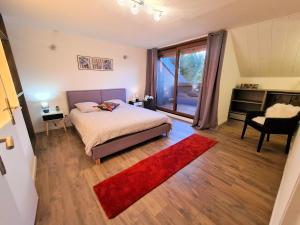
(41, 110, 66, 136)
(143, 100, 156, 111)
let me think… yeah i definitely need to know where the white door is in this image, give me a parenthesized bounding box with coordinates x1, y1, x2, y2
(0, 57, 38, 224)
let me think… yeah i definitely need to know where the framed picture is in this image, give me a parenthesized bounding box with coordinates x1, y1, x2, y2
(102, 58, 113, 71)
(77, 55, 92, 70)
(77, 55, 113, 71)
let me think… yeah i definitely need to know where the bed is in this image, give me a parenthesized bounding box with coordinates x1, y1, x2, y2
(66, 88, 172, 164)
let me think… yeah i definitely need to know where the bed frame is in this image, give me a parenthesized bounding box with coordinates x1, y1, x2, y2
(66, 88, 171, 164)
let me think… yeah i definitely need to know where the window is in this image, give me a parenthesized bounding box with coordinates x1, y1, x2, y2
(156, 38, 207, 118)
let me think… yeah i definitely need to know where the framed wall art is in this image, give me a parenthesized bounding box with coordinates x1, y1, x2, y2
(77, 55, 113, 71)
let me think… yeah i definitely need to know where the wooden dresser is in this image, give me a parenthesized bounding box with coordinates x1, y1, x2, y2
(228, 88, 300, 121)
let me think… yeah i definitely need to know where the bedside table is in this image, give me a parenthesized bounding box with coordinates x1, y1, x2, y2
(143, 100, 156, 111)
(41, 110, 66, 136)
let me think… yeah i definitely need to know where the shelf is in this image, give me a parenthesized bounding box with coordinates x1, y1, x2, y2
(232, 99, 263, 105)
(234, 88, 266, 92)
(230, 110, 246, 115)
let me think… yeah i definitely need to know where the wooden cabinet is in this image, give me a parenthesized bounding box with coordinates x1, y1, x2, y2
(229, 88, 300, 121)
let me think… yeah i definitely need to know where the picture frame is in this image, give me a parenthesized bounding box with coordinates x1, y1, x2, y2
(77, 55, 92, 70)
(77, 55, 113, 71)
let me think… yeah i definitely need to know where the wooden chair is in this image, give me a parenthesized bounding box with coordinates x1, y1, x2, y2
(241, 111, 300, 153)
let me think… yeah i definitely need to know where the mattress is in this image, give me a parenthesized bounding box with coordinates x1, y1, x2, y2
(69, 103, 172, 156)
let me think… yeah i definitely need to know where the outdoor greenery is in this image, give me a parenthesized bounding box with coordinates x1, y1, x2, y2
(164, 51, 206, 84)
(179, 51, 206, 84)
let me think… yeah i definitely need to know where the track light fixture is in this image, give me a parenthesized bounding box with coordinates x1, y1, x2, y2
(116, 0, 164, 21)
(153, 10, 163, 22)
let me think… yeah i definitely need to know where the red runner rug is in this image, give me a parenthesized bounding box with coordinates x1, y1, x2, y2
(93, 134, 217, 218)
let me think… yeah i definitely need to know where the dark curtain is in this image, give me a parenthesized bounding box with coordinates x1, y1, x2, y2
(193, 30, 227, 129)
(145, 48, 158, 104)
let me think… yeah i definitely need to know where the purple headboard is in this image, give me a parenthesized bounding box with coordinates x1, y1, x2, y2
(66, 88, 126, 111)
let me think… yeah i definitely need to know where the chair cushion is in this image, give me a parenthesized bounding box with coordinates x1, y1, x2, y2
(265, 103, 300, 118)
(251, 104, 300, 125)
(252, 116, 266, 125)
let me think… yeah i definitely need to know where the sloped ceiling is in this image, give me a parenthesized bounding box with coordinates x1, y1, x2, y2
(1, 0, 300, 48)
(231, 13, 300, 77)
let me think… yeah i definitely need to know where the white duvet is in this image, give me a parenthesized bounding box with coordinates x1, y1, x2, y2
(69, 102, 172, 156)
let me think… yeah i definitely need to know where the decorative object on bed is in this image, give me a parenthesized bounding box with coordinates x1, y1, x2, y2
(193, 30, 227, 129)
(241, 103, 300, 153)
(97, 102, 120, 111)
(93, 134, 217, 218)
(74, 102, 99, 113)
(66, 88, 172, 163)
(77, 55, 113, 71)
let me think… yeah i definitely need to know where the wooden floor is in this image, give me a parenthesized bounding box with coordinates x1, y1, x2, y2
(34, 119, 288, 225)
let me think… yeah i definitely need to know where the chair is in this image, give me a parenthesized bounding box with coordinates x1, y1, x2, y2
(241, 104, 300, 153)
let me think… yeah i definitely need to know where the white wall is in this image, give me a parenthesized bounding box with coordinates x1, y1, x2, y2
(281, 177, 300, 225)
(5, 20, 147, 133)
(239, 77, 300, 90)
(269, 130, 300, 225)
(218, 31, 241, 125)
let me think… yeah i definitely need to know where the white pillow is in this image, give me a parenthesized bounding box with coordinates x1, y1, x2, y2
(74, 102, 99, 113)
(104, 99, 125, 105)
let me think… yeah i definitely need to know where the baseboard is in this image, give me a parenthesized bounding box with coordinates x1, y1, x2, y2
(31, 155, 37, 181)
(158, 110, 193, 123)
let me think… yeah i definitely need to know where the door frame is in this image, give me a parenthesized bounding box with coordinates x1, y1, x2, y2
(157, 37, 207, 119)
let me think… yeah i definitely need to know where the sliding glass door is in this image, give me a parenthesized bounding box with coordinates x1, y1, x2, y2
(157, 51, 176, 111)
(156, 40, 207, 118)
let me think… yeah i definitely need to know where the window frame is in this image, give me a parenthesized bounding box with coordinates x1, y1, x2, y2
(156, 37, 207, 119)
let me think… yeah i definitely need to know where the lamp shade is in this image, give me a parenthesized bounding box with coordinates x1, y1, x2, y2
(41, 102, 49, 108)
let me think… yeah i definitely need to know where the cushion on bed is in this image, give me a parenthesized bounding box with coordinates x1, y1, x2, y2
(75, 102, 99, 113)
(98, 102, 120, 112)
(104, 99, 126, 105)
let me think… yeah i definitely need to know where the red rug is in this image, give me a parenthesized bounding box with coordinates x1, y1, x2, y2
(93, 134, 217, 218)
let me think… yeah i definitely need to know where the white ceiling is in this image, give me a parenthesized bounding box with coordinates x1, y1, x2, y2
(1, 0, 300, 48)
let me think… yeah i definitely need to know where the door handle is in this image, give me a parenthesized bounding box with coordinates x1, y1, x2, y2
(3, 106, 18, 111)
(0, 136, 14, 150)
(0, 156, 6, 175)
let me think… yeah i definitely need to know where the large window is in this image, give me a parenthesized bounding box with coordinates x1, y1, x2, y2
(156, 39, 207, 118)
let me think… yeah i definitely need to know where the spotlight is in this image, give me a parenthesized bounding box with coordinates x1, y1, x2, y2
(131, 2, 140, 15)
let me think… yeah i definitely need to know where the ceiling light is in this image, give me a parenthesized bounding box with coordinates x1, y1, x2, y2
(116, 0, 164, 22)
(153, 10, 163, 22)
(131, 1, 140, 15)
(144, 5, 153, 14)
(117, 0, 126, 6)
